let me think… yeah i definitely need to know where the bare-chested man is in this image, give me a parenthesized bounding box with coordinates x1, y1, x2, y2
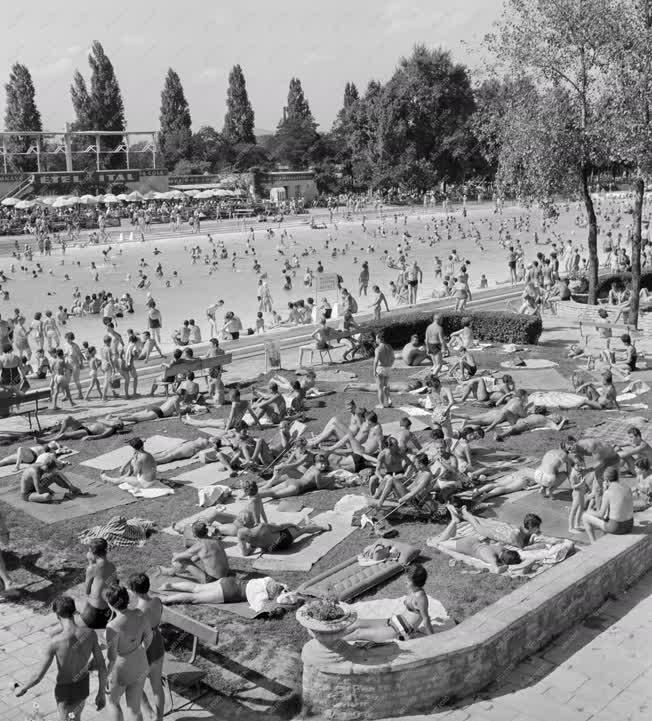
(20, 455, 82, 503)
(15, 595, 107, 721)
(535, 439, 573, 498)
(307, 400, 361, 446)
(237, 519, 331, 556)
(182, 387, 261, 430)
(100, 437, 157, 489)
(252, 381, 287, 424)
(160, 521, 230, 582)
(583, 467, 634, 542)
(323, 411, 384, 457)
(257, 455, 335, 499)
(80, 538, 118, 629)
(616, 426, 652, 475)
(41, 416, 125, 442)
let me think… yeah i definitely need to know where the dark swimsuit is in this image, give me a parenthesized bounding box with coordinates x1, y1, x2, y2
(146, 626, 165, 664)
(54, 673, 89, 705)
(80, 602, 112, 630)
(148, 405, 164, 418)
(274, 528, 294, 551)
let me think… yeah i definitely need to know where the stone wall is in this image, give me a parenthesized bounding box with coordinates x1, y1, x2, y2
(302, 519, 652, 720)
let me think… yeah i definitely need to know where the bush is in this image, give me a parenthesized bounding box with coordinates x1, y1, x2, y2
(359, 308, 543, 347)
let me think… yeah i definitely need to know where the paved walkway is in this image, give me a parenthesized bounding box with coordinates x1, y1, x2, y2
(387, 570, 652, 721)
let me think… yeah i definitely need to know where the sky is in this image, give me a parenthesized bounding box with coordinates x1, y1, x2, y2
(0, 0, 504, 135)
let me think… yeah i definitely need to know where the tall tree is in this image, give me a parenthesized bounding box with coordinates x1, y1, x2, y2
(70, 70, 92, 128)
(159, 68, 192, 169)
(271, 77, 319, 167)
(604, 0, 652, 325)
(4, 63, 42, 172)
(285, 77, 314, 122)
(487, 0, 621, 303)
(222, 65, 255, 145)
(343, 82, 359, 110)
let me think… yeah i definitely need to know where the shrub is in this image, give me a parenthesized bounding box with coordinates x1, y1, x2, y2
(360, 308, 543, 346)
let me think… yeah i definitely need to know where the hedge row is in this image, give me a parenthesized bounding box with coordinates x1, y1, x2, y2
(359, 308, 543, 347)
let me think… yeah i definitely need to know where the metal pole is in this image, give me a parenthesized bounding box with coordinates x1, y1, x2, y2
(96, 134, 101, 171)
(36, 138, 41, 173)
(152, 131, 157, 169)
(2, 136, 6, 174)
(125, 133, 130, 170)
(64, 124, 73, 172)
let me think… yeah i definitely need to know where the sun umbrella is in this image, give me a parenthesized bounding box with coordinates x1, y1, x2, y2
(15, 199, 35, 209)
(102, 193, 119, 204)
(143, 191, 158, 200)
(39, 196, 57, 205)
(1, 197, 20, 206)
(195, 189, 214, 199)
(126, 190, 144, 202)
(79, 194, 98, 205)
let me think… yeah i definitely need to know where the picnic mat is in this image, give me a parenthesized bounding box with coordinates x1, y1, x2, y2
(509, 368, 570, 391)
(583, 417, 652, 446)
(528, 391, 588, 409)
(500, 359, 559, 369)
(0, 472, 136, 523)
(170, 465, 238, 489)
(161, 499, 314, 537)
(80, 436, 189, 470)
(344, 596, 455, 635)
(0, 449, 80, 479)
(225, 509, 355, 572)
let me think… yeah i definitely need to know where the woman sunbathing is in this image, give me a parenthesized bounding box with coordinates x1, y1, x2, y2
(257, 455, 334, 499)
(459, 374, 515, 404)
(159, 574, 287, 606)
(0, 441, 63, 469)
(342, 379, 425, 393)
(471, 468, 538, 501)
(455, 390, 529, 432)
(495, 408, 568, 441)
(432, 505, 522, 571)
(343, 564, 433, 642)
(572, 370, 619, 410)
(152, 437, 216, 465)
(40, 416, 125, 441)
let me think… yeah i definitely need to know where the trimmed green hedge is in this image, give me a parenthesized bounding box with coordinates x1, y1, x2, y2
(360, 308, 543, 347)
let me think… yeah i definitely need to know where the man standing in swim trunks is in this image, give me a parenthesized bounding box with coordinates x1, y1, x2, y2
(161, 521, 230, 582)
(81, 538, 117, 630)
(101, 437, 157, 489)
(406, 261, 423, 305)
(15, 595, 107, 720)
(535, 440, 573, 498)
(582, 467, 634, 542)
(374, 331, 394, 409)
(237, 519, 331, 556)
(425, 314, 447, 369)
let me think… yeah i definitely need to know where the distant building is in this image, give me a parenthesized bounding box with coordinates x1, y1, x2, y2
(256, 170, 317, 202)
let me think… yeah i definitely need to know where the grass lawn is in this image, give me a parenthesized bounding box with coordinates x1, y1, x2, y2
(1, 339, 646, 716)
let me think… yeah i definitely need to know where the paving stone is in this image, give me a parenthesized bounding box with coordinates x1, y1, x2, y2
(589, 690, 652, 721)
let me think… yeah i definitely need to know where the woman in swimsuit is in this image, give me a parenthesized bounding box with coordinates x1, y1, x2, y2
(0, 441, 61, 469)
(51, 349, 74, 411)
(105, 585, 152, 721)
(42, 416, 125, 442)
(0, 343, 25, 388)
(425, 376, 454, 437)
(129, 574, 164, 721)
(459, 374, 515, 404)
(344, 564, 433, 642)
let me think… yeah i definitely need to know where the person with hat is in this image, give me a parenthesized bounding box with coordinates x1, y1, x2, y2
(100, 437, 157, 489)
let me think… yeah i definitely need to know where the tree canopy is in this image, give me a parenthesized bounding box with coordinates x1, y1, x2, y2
(159, 68, 192, 169)
(222, 65, 256, 145)
(4, 63, 42, 171)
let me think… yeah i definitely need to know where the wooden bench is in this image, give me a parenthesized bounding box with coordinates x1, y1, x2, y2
(0, 387, 50, 431)
(156, 352, 233, 396)
(160, 606, 219, 712)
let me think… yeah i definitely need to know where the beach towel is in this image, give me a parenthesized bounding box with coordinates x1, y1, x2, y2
(81, 435, 188, 470)
(500, 358, 559, 369)
(398, 405, 432, 417)
(78, 515, 156, 548)
(344, 596, 455, 636)
(118, 481, 174, 499)
(427, 521, 574, 578)
(528, 391, 588, 409)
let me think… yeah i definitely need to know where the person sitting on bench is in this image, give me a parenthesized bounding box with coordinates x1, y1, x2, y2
(20, 454, 82, 503)
(237, 519, 331, 556)
(159, 521, 230, 582)
(101, 437, 157, 489)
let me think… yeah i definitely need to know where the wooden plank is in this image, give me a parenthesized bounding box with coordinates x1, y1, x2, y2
(161, 606, 219, 646)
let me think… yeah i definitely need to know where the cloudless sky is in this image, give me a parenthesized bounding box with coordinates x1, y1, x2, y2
(0, 0, 504, 134)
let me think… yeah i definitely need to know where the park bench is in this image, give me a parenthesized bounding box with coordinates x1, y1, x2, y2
(0, 387, 50, 431)
(156, 351, 233, 396)
(160, 605, 219, 712)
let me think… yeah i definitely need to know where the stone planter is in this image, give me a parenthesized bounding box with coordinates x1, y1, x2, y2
(295, 605, 357, 661)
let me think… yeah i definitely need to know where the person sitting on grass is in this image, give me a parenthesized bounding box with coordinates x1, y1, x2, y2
(261, 437, 315, 485)
(251, 381, 287, 424)
(343, 564, 434, 642)
(368, 436, 414, 498)
(401, 334, 429, 367)
(100, 437, 157, 489)
(244, 418, 294, 468)
(615, 426, 652, 475)
(20, 454, 82, 503)
(447, 346, 477, 381)
(237, 519, 331, 556)
(182, 388, 261, 431)
(572, 370, 620, 409)
(448, 318, 475, 351)
(159, 521, 230, 582)
(601, 333, 638, 376)
(582, 467, 634, 543)
(431, 505, 524, 572)
(257, 454, 335, 499)
(495, 407, 568, 441)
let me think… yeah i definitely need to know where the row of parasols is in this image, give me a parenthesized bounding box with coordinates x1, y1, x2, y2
(1, 187, 248, 209)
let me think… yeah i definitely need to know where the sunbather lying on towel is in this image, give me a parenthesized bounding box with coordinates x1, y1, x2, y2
(151, 436, 222, 465)
(159, 574, 287, 606)
(159, 521, 230, 582)
(100, 437, 157, 489)
(433, 505, 523, 571)
(572, 370, 619, 410)
(0, 441, 64, 469)
(343, 564, 434, 642)
(342, 380, 425, 393)
(495, 408, 568, 441)
(257, 455, 335, 498)
(110, 395, 185, 424)
(20, 455, 82, 503)
(458, 374, 515, 404)
(237, 519, 331, 556)
(454, 390, 529, 432)
(39, 416, 126, 442)
(471, 468, 538, 501)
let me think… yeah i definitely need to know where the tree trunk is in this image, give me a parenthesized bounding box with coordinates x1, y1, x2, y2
(631, 176, 644, 328)
(580, 166, 599, 304)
